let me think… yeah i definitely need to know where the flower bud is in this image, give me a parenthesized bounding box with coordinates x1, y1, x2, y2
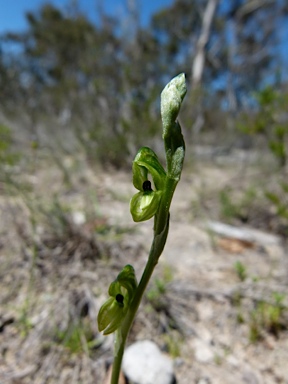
(161, 73, 187, 138)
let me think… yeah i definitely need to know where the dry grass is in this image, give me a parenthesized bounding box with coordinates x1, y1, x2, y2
(0, 149, 288, 383)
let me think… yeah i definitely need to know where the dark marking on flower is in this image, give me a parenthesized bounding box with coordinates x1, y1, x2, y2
(142, 180, 152, 191)
(116, 294, 124, 304)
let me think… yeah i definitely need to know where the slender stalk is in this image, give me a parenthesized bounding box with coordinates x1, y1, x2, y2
(110, 216, 168, 384)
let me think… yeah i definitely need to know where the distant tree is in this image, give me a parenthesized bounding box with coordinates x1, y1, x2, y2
(151, 0, 288, 107)
(1, 0, 288, 164)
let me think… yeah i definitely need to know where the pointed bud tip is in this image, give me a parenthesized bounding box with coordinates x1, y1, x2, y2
(161, 73, 187, 134)
(161, 73, 187, 102)
(169, 73, 187, 99)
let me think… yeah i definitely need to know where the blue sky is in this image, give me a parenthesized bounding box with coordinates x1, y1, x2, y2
(1, 0, 287, 82)
(0, 0, 173, 34)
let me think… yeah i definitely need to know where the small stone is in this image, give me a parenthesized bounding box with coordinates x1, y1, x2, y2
(242, 369, 260, 384)
(122, 340, 175, 384)
(192, 339, 214, 363)
(196, 302, 213, 321)
(72, 211, 86, 225)
(174, 357, 184, 367)
(194, 324, 212, 344)
(197, 379, 210, 384)
(226, 355, 239, 367)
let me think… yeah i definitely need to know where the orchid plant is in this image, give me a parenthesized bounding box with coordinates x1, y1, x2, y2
(98, 73, 187, 384)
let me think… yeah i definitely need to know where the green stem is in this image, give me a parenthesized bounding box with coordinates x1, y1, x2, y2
(110, 180, 180, 384)
(110, 204, 171, 384)
(154, 176, 177, 236)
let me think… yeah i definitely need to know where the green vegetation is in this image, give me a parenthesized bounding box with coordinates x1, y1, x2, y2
(266, 185, 288, 220)
(145, 266, 175, 328)
(146, 265, 174, 306)
(0, 124, 21, 188)
(249, 293, 287, 342)
(0, 124, 18, 166)
(265, 184, 288, 235)
(239, 86, 288, 168)
(233, 286, 287, 343)
(162, 331, 182, 358)
(17, 303, 34, 338)
(235, 86, 288, 234)
(55, 319, 98, 355)
(219, 187, 258, 224)
(234, 261, 248, 282)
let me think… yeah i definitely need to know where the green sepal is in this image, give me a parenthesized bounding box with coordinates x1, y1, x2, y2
(133, 147, 166, 191)
(130, 190, 162, 222)
(98, 297, 125, 335)
(97, 265, 137, 335)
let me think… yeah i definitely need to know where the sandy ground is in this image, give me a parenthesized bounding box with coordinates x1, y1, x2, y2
(0, 151, 288, 383)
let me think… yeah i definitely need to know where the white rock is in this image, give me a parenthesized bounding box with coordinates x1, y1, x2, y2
(122, 340, 175, 384)
(72, 211, 86, 225)
(196, 302, 213, 322)
(197, 379, 209, 384)
(226, 355, 239, 367)
(205, 221, 281, 246)
(192, 339, 214, 363)
(194, 324, 212, 344)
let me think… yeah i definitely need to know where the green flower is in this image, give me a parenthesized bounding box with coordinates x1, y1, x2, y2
(98, 265, 137, 335)
(130, 147, 166, 222)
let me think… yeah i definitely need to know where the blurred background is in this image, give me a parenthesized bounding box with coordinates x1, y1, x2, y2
(1, 1, 288, 383)
(1, 0, 288, 167)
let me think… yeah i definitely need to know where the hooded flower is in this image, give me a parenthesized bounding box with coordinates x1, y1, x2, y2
(98, 265, 137, 335)
(130, 147, 166, 222)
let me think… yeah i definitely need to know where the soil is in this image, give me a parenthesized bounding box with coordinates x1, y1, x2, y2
(0, 149, 287, 384)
